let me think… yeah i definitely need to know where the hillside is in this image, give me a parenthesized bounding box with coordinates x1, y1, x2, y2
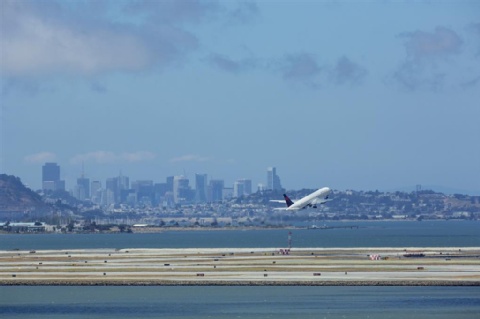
(0, 174, 48, 214)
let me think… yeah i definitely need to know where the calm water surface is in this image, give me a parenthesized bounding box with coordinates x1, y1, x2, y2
(1, 286, 479, 319)
(1, 221, 479, 250)
(1, 221, 479, 318)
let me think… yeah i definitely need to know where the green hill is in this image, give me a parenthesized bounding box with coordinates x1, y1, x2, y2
(0, 174, 48, 215)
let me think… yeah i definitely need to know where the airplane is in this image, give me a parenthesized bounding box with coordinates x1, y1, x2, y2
(271, 187, 331, 211)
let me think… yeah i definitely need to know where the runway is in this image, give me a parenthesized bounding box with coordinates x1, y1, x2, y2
(1, 247, 479, 286)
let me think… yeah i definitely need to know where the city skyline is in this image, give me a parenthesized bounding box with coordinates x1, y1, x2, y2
(40, 161, 282, 205)
(1, 1, 479, 195)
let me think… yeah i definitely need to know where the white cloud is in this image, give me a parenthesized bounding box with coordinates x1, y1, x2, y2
(121, 151, 156, 162)
(206, 53, 257, 74)
(278, 53, 323, 88)
(275, 53, 367, 88)
(70, 151, 117, 165)
(170, 154, 211, 163)
(391, 26, 466, 91)
(400, 26, 463, 61)
(0, 0, 198, 78)
(329, 56, 367, 86)
(226, 1, 259, 25)
(24, 152, 56, 164)
(70, 151, 155, 165)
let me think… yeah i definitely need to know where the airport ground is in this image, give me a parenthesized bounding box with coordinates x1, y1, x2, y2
(1, 247, 479, 286)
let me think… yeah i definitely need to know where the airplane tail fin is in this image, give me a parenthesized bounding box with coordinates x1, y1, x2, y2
(283, 194, 294, 207)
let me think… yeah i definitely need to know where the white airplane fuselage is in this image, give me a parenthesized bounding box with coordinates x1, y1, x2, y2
(285, 187, 331, 211)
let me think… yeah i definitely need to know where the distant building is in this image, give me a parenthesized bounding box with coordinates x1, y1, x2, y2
(166, 176, 174, 192)
(132, 180, 154, 205)
(233, 179, 252, 197)
(195, 174, 208, 203)
(105, 189, 115, 206)
(241, 179, 252, 195)
(267, 167, 282, 191)
(208, 179, 224, 202)
(90, 181, 102, 204)
(223, 187, 233, 199)
(42, 162, 65, 191)
(76, 176, 90, 200)
(163, 191, 174, 207)
(173, 176, 190, 204)
(154, 183, 168, 205)
(233, 181, 244, 198)
(42, 181, 56, 192)
(106, 177, 119, 203)
(106, 174, 130, 204)
(42, 162, 59, 182)
(117, 175, 129, 191)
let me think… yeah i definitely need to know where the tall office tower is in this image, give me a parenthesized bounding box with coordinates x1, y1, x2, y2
(132, 180, 154, 205)
(76, 176, 90, 200)
(105, 188, 115, 206)
(195, 174, 208, 203)
(154, 183, 168, 205)
(173, 175, 190, 204)
(42, 162, 59, 182)
(131, 180, 153, 191)
(105, 174, 130, 204)
(166, 176, 174, 192)
(91, 180, 101, 195)
(117, 174, 130, 204)
(90, 181, 102, 204)
(42, 162, 65, 191)
(233, 181, 244, 198)
(117, 174, 129, 191)
(267, 167, 282, 191)
(106, 177, 119, 203)
(233, 179, 252, 197)
(240, 179, 252, 195)
(209, 179, 224, 202)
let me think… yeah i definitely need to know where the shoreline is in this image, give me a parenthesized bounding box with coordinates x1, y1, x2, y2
(2, 219, 477, 235)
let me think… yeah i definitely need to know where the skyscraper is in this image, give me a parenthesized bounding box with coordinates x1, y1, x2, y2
(90, 181, 102, 204)
(132, 180, 154, 205)
(76, 176, 90, 200)
(267, 167, 282, 191)
(42, 162, 64, 191)
(233, 180, 244, 198)
(208, 179, 224, 202)
(233, 179, 252, 197)
(105, 174, 130, 204)
(105, 177, 118, 203)
(195, 174, 207, 203)
(166, 176, 174, 192)
(241, 179, 252, 195)
(173, 175, 190, 204)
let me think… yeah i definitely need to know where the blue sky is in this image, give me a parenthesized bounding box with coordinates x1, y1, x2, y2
(1, 0, 479, 194)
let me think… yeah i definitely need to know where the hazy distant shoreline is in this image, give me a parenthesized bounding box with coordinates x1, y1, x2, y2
(4, 219, 473, 235)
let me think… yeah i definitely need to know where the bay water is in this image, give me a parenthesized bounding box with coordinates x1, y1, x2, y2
(1, 286, 479, 319)
(1, 221, 479, 250)
(1, 221, 479, 318)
